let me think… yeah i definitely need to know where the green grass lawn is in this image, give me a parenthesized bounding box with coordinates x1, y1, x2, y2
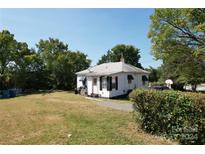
(0, 91, 175, 144)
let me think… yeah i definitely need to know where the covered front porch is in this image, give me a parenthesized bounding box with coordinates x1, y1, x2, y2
(86, 75, 118, 98)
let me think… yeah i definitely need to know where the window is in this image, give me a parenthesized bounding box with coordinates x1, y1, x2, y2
(112, 77, 116, 89)
(100, 76, 107, 90)
(93, 78, 97, 86)
(100, 76, 114, 91)
(127, 75, 134, 84)
(111, 76, 118, 90)
(80, 77, 87, 86)
(142, 75, 148, 85)
(102, 77, 107, 89)
(82, 78, 87, 86)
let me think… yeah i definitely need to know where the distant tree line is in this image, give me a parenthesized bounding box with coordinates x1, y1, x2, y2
(0, 30, 143, 91)
(0, 29, 144, 91)
(0, 30, 91, 91)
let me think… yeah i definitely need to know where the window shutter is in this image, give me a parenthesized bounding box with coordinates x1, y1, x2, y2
(115, 76, 118, 90)
(100, 77, 102, 90)
(110, 76, 112, 91)
(107, 77, 109, 91)
(107, 76, 112, 91)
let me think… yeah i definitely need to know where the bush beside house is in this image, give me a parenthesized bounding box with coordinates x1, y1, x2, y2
(129, 89, 205, 144)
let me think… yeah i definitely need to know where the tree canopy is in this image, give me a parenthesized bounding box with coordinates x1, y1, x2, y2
(145, 66, 162, 82)
(148, 9, 205, 90)
(0, 30, 91, 90)
(0, 30, 33, 89)
(0, 30, 17, 77)
(97, 44, 142, 68)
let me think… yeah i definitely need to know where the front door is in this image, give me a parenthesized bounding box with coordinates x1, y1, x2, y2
(92, 78, 98, 94)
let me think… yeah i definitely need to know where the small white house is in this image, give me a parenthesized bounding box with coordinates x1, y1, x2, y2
(76, 60, 149, 98)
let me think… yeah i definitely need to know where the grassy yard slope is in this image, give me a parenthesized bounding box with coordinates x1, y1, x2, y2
(0, 92, 175, 144)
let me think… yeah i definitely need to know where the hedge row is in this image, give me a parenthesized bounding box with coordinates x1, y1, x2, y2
(129, 89, 205, 144)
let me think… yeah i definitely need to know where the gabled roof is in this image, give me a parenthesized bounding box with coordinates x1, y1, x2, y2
(76, 62, 149, 76)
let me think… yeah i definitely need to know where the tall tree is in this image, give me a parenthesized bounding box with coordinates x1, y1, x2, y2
(0, 30, 26, 89)
(0, 30, 91, 91)
(36, 38, 68, 71)
(36, 38, 91, 90)
(148, 9, 205, 90)
(14, 52, 49, 90)
(146, 66, 161, 82)
(10, 42, 33, 89)
(51, 51, 91, 90)
(36, 38, 69, 88)
(97, 44, 142, 68)
(0, 30, 17, 82)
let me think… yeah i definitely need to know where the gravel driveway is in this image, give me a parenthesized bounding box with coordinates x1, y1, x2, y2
(96, 101, 133, 112)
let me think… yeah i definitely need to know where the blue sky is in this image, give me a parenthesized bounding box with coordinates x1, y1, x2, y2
(0, 8, 161, 68)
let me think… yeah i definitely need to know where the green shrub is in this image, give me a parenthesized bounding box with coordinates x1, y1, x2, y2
(129, 89, 205, 144)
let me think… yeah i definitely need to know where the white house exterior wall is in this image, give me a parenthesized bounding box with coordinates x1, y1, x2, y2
(109, 72, 147, 98)
(109, 73, 125, 98)
(136, 74, 144, 88)
(87, 77, 93, 96)
(77, 75, 84, 88)
(77, 73, 148, 98)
